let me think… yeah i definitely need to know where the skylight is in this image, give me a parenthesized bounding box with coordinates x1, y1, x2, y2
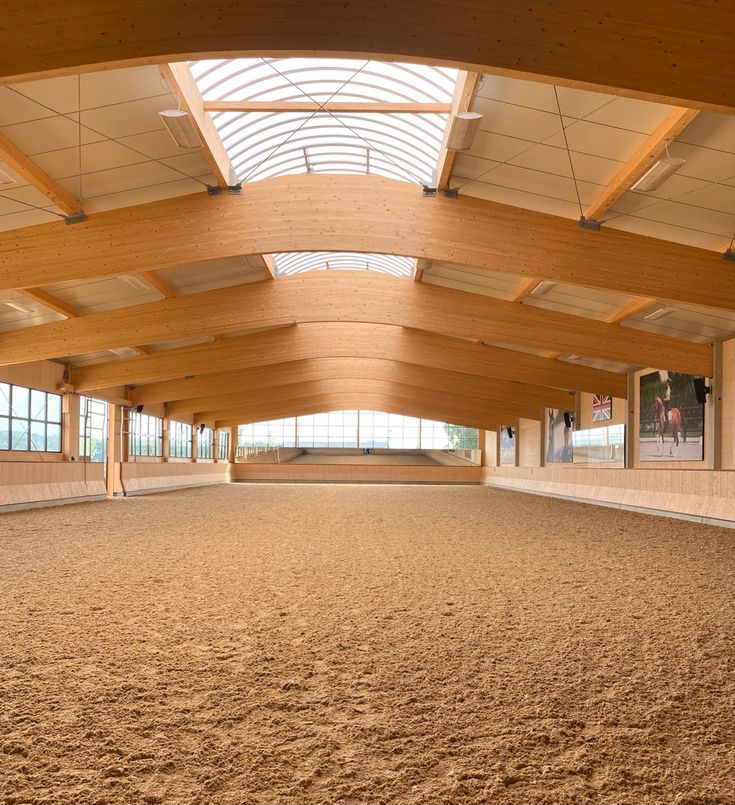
(274, 252, 413, 278)
(190, 58, 458, 185)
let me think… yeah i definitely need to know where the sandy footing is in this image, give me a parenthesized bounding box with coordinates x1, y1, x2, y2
(0, 483, 733, 804)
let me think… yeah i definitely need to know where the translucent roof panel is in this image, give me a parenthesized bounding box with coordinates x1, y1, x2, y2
(189, 58, 458, 185)
(274, 252, 413, 278)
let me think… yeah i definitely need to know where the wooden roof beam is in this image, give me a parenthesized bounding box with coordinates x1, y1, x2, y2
(203, 101, 452, 113)
(583, 107, 700, 224)
(435, 71, 480, 191)
(3, 174, 730, 310)
(72, 322, 627, 398)
(4, 2, 732, 112)
(129, 358, 576, 411)
(139, 270, 176, 299)
(1, 272, 711, 375)
(0, 131, 82, 217)
(159, 62, 237, 188)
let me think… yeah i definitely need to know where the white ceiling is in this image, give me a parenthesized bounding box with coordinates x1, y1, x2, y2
(453, 74, 735, 252)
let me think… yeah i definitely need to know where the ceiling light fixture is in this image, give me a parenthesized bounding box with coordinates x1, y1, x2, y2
(630, 157, 686, 192)
(446, 112, 484, 151)
(158, 110, 201, 149)
(121, 275, 150, 291)
(644, 306, 678, 321)
(4, 300, 31, 314)
(110, 347, 134, 357)
(529, 280, 557, 297)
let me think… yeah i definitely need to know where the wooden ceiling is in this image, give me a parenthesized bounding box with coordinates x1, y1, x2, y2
(0, 9, 732, 429)
(1, 1, 733, 112)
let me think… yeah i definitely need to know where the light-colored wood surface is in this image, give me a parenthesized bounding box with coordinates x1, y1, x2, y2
(0, 130, 82, 216)
(435, 70, 480, 190)
(2, 273, 712, 374)
(202, 101, 452, 113)
(73, 323, 629, 398)
(484, 466, 735, 524)
(121, 462, 227, 493)
(0, 461, 105, 506)
(129, 357, 577, 411)
(584, 108, 700, 222)
(190, 379, 540, 429)
(231, 463, 482, 483)
(0, 174, 731, 311)
(1, 2, 733, 112)
(159, 62, 236, 188)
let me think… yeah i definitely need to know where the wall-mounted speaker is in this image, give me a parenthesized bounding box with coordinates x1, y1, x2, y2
(506, 427, 515, 439)
(134, 404, 144, 414)
(692, 377, 712, 405)
(563, 411, 574, 429)
(198, 423, 206, 434)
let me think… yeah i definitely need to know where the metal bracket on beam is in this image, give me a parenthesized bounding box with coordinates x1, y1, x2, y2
(578, 216, 601, 232)
(208, 184, 243, 196)
(64, 212, 87, 225)
(723, 249, 735, 262)
(421, 185, 437, 197)
(443, 187, 459, 199)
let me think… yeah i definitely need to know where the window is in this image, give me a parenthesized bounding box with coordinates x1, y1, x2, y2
(217, 430, 229, 460)
(238, 417, 296, 447)
(274, 251, 413, 278)
(79, 396, 108, 461)
(128, 411, 163, 457)
(236, 411, 478, 450)
(169, 420, 193, 458)
(0, 382, 62, 452)
(197, 427, 214, 459)
(297, 410, 358, 447)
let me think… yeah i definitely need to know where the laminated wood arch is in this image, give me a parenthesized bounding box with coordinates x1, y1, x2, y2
(1, 1, 733, 112)
(1, 175, 732, 311)
(73, 323, 628, 399)
(1, 273, 712, 375)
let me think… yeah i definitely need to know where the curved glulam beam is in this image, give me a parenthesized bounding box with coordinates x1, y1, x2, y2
(72, 323, 628, 398)
(2, 175, 731, 310)
(1, 273, 712, 375)
(192, 380, 525, 431)
(155, 358, 571, 415)
(1, 1, 733, 112)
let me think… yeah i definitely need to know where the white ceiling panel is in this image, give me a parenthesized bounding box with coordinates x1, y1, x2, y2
(508, 144, 622, 186)
(156, 255, 266, 294)
(602, 213, 729, 251)
(80, 66, 170, 109)
(118, 130, 205, 161)
(0, 116, 105, 155)
(545, 120, 648, 162)
(79, 178, 212, 214)
(422, 262, 522, 299)
(670, 141, 735, 184)
(160, 151, 213, 177)
(0, 86, 53, 126)
(57, 161, 189, 199)
(583, 96, 671, 134)
(80, 94, 179, 139)
(0, 207, 59, 232)
(678, 112, 735, 151)
(42, 276, 160, 313)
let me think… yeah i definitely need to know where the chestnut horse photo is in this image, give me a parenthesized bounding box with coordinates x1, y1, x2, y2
(654, 395, 687, 456)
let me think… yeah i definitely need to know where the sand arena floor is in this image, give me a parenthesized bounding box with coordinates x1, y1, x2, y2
(0, 483, 733, 804)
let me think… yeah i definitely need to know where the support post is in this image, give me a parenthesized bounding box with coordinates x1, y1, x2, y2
(625, 372, 636, 469)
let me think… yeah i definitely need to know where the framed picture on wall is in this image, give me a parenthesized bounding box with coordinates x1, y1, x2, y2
(638, 370, 704, 461)
(592, 394, 612, 422)
(499, 425, 516, 465)
(546, 409, 573, 463)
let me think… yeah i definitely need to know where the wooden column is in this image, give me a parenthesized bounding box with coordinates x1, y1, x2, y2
(625, 372, 636, 469)
(708, 341, 723, 471)
(106, 403, 123, 497)
(162, 404, 170, 462)
(63, 392, 81, 461)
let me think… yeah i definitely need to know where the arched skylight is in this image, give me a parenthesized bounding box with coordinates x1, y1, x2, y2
(274, 252, 413, 278)
(189, 58, 458, 185)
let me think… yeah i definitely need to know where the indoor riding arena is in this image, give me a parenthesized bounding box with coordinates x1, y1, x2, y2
(0, 6, 734, 805)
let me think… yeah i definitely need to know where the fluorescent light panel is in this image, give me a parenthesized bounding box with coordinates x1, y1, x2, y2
(5, 300, 31, 314)
(631, 157, 685, 192)
(529, 280, 557, 297)
(121, 275, 150, 291)
(644, 306, 678, 321)
(158, 110, 201, 149)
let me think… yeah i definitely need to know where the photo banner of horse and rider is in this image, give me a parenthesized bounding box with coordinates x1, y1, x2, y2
(638, 370, 705, 461)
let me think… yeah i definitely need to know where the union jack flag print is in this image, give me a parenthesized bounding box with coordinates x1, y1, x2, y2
(592, 394, 612, 422)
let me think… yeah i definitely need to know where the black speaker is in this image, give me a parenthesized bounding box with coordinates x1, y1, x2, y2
(563, 411, 574, 429)
(198, 423, 206, 434)
(692, 377, 711, 404)
(506, 427, 515, 439)
(134, 404, 144, 414)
